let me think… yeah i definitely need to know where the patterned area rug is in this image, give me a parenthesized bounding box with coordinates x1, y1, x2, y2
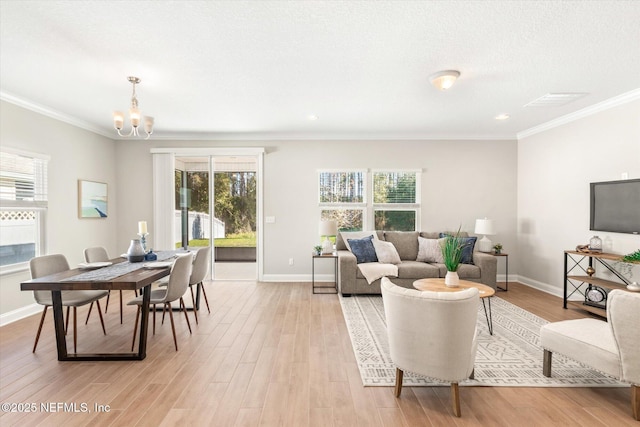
(339, 294, 626, 387)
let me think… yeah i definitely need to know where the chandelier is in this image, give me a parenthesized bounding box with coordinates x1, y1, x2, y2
(113, 76, 154, 139)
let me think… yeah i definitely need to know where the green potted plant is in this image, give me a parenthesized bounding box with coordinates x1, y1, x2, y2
(440, 228, 468, 287)
(313, 245, 323, 256)
(493, 243, 503, 255)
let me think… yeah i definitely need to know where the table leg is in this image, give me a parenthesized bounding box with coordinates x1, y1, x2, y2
(51, 290, 68, 360)
(136, 284, 151, 359)
(482, 298, 493, 335)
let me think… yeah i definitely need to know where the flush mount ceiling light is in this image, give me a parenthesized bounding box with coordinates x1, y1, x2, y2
(113, 76, 154, 139)
(429, 70, 461, 91)
(495, 114, 510, 120)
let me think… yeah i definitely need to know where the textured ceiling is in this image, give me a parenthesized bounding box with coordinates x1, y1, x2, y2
(1, 1, 639, 140)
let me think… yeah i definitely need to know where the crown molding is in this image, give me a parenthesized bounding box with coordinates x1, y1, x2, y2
(142, 132, 516, 141)
(517, 88, 640, 140)
(0, 91, 115, 139)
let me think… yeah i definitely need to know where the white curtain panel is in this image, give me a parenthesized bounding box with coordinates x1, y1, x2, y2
(152, 152, 175, 251)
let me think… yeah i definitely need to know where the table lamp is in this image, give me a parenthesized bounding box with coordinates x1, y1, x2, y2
(475, 218, 495, 253)
(319, 220, 338, 254)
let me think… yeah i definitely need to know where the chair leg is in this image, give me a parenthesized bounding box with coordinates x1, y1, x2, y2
(394, 368, 403, 397)
(73, 307, 77, 353)
(104, 290, 111, 313)
(131, 306, 140, 351)
(85, 302, 94, 325)
(180, 297, 192, 334)
(65, 306, 70, 335)
(189, 285, 199, 324)
(632, 385, 639, 421)
(200, 282, 211, 313)
(543, 350, 552, 377)
(469, 368, 475, 380)
(95, 300, 107, 335)
(167, 303, 178, 351)
(451, 382, 461, 417)
(33, 306, 48, 353)
(119, 290, 124, 324)
(161, 304, 166, 325)
(153, 304, 156, 335)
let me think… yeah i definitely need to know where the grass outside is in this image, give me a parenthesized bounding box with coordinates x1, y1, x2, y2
(175, 232, 256, 248)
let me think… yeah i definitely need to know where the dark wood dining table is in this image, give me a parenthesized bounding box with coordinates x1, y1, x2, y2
(20, 259, 170, 361)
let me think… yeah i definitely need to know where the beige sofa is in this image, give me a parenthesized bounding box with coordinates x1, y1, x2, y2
(337, 231, 497, 296)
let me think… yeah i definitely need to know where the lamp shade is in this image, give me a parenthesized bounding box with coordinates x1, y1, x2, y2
(474, 218, 495, 235)
(319, 220, 338, 236)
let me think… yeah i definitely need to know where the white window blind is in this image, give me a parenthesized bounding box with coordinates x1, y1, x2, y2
(319, 171, 365, 204)
(373, 171, 417, 204)
(0, 150, 48, 209)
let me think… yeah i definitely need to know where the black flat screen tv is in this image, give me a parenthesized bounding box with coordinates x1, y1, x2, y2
(590, 178, 640, 235)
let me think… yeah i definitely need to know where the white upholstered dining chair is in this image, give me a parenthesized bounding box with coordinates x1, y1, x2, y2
(380, 277, 479, 417)
(540, 289, 640, 420)
(84, 246, 121, 321)
(128, 253, 193, 351)
(158, 246, 211, 324)
(30, 254, 108, 353)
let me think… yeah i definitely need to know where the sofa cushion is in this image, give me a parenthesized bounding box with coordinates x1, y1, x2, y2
(372, 240, 402, 264)
(397, 261, 440, 279)
(347, 236, 378, 264)
(384, 231, 419, 260)
(420, 232, 441, 239)
(417, 237, 444, 263)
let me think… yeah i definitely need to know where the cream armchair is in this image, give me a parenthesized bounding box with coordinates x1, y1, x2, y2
(540, 289, 640, 420)
(380, 277, 479, 417)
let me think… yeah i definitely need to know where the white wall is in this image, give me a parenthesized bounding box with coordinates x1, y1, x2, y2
(114, 139, 518, 280)
(0, 101, 519, 318)
(517, 99, 640, 296)
(0, 101, 117, 318)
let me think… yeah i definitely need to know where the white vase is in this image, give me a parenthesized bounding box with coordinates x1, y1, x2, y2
(445, 270, 459, 287)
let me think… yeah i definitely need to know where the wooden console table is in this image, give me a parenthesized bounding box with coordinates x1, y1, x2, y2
(563, 250, 630, 317)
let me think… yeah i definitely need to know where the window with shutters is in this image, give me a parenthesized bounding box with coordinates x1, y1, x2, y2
(0, 149, 49, 272)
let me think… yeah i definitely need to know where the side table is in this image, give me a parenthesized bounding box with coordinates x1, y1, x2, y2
(312, 253, 338, 294)
(492, 252, 509, 291)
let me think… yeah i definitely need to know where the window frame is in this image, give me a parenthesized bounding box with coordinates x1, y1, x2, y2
(0, 148, 49, 275)
(371, 169, 421, 231)
(318, 169, 421, 232)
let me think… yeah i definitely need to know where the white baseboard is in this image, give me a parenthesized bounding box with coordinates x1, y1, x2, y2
(0, 303, 40, 327)
(513, 274, 564, 298)
(261, 273, 337, 282)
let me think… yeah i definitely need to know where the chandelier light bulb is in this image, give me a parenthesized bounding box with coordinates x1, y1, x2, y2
(113, 111, 124, 130)
(113, 76, 154, 139)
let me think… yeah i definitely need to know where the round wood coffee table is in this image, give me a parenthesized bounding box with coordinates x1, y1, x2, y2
(413, 278, 495, 335)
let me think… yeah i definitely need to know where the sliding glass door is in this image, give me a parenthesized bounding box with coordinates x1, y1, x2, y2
(174, 155, 257, 280)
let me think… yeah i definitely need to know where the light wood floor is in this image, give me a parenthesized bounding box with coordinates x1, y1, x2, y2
(0, 280, 636, 426)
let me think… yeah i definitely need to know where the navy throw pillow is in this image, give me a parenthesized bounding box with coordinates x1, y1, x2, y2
(438, 233, 477, 264)
(347, 235, 378, 264)
(459, 236, 477, 264)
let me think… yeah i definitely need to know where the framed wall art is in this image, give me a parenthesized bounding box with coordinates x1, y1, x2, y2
(78, 180, 108, 218)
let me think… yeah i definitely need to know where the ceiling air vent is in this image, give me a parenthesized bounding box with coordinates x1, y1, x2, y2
(524, 93, 588, 107)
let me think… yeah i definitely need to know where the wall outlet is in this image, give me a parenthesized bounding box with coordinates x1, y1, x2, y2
(289, 258, 294, 266)
(621, 172, 628, 179)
